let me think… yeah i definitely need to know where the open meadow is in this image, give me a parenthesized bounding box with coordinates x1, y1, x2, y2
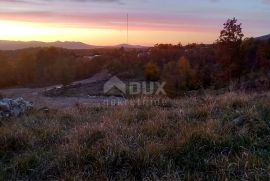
(1, 92, 270, 180)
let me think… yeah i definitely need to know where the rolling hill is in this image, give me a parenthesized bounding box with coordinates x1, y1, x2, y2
(0, 40, 96, 50)
(256, 34, 270, 41)
(0, 40, 148, 50)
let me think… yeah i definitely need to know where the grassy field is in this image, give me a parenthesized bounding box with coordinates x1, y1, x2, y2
(1, 92, 270, 180)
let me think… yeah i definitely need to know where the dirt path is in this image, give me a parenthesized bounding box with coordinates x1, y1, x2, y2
(0, 71, 125, 109)
(0, 87, 124, 109)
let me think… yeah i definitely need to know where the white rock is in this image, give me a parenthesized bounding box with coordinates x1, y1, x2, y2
(0, 98, 33, 118)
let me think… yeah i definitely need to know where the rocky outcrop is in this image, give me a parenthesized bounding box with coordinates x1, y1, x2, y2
(0, 98, 33, 118)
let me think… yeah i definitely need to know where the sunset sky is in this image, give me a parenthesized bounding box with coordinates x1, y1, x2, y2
(0, 0, 269, 46)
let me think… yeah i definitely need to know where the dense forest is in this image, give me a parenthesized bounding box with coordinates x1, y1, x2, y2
(0, 18, 270, 96)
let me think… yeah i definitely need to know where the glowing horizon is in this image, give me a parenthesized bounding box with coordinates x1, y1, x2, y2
(0, 0, 269, 46)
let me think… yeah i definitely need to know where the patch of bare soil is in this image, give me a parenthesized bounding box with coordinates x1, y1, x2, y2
(0, 70, 125, 109)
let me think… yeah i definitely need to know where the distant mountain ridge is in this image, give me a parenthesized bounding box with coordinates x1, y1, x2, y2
(1, 35, 268, 50)
(0, 40, 148, 50)
(0, 40, 96, 50)
(255, 34, 270, 41)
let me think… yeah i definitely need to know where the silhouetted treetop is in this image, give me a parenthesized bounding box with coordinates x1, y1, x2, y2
(218, 17, 244, 45)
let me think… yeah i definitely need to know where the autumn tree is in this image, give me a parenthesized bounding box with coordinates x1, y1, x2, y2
(162, 56, 197, 96)
(257, 41, 270, 72)
(218, 18, 244, 45)
(177, 56, 197, 90)
(0, 54, 16, 87)
(217, 17, 244, 81)
(16, 52, 37, 85)
(241, 38, 258, 72)
(34, 47, 76, 85)
(144, 62, 160, 81)
(162, 61, 178, 97)
(53, 57, 76, 85)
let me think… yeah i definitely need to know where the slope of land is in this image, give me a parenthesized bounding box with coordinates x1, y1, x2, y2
(256, 34, 270, 41)
(1, 92, 270, 180)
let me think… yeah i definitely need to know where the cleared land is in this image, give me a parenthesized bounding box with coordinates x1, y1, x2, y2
(0, 70, 123, 109)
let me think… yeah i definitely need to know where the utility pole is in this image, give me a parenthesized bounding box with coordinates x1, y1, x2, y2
(127, 13, 129, 45)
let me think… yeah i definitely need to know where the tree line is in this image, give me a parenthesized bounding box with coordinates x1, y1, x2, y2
(0, 47, 107, 87)
(0, 18, 269, 96)
(143, 18, 270, 96)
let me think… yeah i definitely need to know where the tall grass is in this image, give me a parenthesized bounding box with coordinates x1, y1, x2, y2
(1, 92, 270, 180)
